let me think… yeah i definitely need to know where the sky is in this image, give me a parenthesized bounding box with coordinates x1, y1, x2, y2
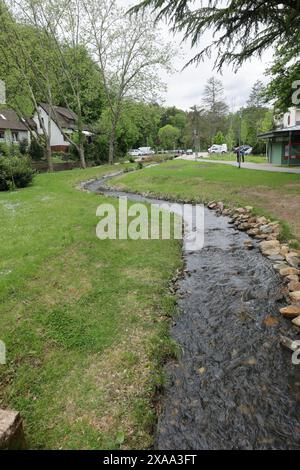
(121, 0, 275, 111)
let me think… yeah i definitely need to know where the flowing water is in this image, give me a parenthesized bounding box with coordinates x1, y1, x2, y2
(86, 174, 300, 450)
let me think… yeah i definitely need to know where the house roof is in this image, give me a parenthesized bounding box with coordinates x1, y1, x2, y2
(258, 125, 300, 139)
(39, 103, 89, 131)
(0, 108, 28, 131)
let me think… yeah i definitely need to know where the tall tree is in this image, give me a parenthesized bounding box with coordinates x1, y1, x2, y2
(8, 0, 98, 168)
(187, 105, 206, 150)
(202, 77, 228, 143)
(241, 81, 270, 150)
(0, 2, 57, 170)
(83, 0, 173, 164)
(158, 124, 180, 150)
(264, 45, 300, 114)
(247, 80, 265, 108)
(131, 1, 300, 70)
(202, 77, 228, 115)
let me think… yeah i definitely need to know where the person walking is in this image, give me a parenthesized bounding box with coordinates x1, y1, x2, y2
(240, 147, 245, 163)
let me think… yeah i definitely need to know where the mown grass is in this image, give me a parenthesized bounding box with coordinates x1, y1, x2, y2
(111, 160, 300, 245)
(0, 164, 182, 449)
(202, 152, 267, 163)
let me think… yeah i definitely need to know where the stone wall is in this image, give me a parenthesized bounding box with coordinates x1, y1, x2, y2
(0, 409, 26, 450)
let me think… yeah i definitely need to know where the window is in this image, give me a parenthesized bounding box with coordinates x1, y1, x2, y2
(0, 130, 4, 140)
(291, 141, 300, 156)
(284, 141, 300, 158)
(12, 132, 19, 142)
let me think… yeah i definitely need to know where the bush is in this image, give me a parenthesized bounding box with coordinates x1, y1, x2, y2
(19, 139, 28, 155)
(0, 142, 11, 157)
(123, 167, 134, 173)
(0, 155, 34, 191)
(29, 139, 44, 161)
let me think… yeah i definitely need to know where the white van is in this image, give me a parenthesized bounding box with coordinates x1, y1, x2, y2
(138, 147, 155, 155)
(208, 144, 228, 154)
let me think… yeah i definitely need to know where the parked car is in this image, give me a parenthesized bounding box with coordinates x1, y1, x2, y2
(186, 149, 194, 155)
(208, 144, 228, 154)
(128, 149, 142, 157)
(234, 145, 253, 155)
(138, 147, 155, 155)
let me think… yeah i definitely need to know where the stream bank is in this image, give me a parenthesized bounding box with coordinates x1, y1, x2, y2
(85, 174, 300, 450)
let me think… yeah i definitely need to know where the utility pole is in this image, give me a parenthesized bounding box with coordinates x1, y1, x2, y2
(238, 112, 242, 169)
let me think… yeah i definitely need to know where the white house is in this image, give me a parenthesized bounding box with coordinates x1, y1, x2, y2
(33, 103, 91, 152)
(0, 80, 30, 146)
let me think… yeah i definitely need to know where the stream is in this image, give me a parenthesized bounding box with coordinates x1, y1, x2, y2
(86, 173, 300, 450)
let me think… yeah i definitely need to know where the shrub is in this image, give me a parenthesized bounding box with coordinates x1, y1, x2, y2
(19, 139, 28, 155)
(0, 155, 34, 191)
(0, 142, 11, 157)
(29, 139, 44, 161)
(123, 167, 134, 173)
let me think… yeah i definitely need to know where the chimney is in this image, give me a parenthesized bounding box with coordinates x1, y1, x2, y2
(0, 80, 6, 105)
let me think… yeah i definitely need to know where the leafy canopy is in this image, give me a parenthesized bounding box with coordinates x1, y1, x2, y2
(130, 1, 300, 70)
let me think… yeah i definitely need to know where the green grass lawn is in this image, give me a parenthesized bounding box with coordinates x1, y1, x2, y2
(0, 164, 181, 449)
(111, 159, 300, 245)
(203, 152, 267, 163)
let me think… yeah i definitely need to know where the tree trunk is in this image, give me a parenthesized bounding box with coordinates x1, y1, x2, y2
(46, 141, 53, 172)
(108, 125, 116, 165)
(78, 142, 86, 169)
(47, 103, 53, 172)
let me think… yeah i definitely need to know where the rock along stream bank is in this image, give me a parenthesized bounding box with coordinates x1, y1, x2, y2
(84, 174, 300, 450)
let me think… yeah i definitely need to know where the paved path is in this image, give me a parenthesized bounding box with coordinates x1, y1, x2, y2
(177, 155, 300, 174)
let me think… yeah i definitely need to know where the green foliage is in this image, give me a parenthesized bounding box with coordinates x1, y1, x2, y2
(29, 139, 44, 161)
(259, 110, 274, 134)
(0, 142, 11, 157)
(225, 127, 235, 150)
(247, 80, 265, 108)
(265, 46, 300, 113)
(74, 135, 110, 165)
(132, 1, 300, 71)
(0, 155, 34, 191)
(57, 45, 104, 124)
(19, 138, 28, 155)
(213, 131, 225, 145)
(158, 124, 180, 149)
(240, 119, 248, 145)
